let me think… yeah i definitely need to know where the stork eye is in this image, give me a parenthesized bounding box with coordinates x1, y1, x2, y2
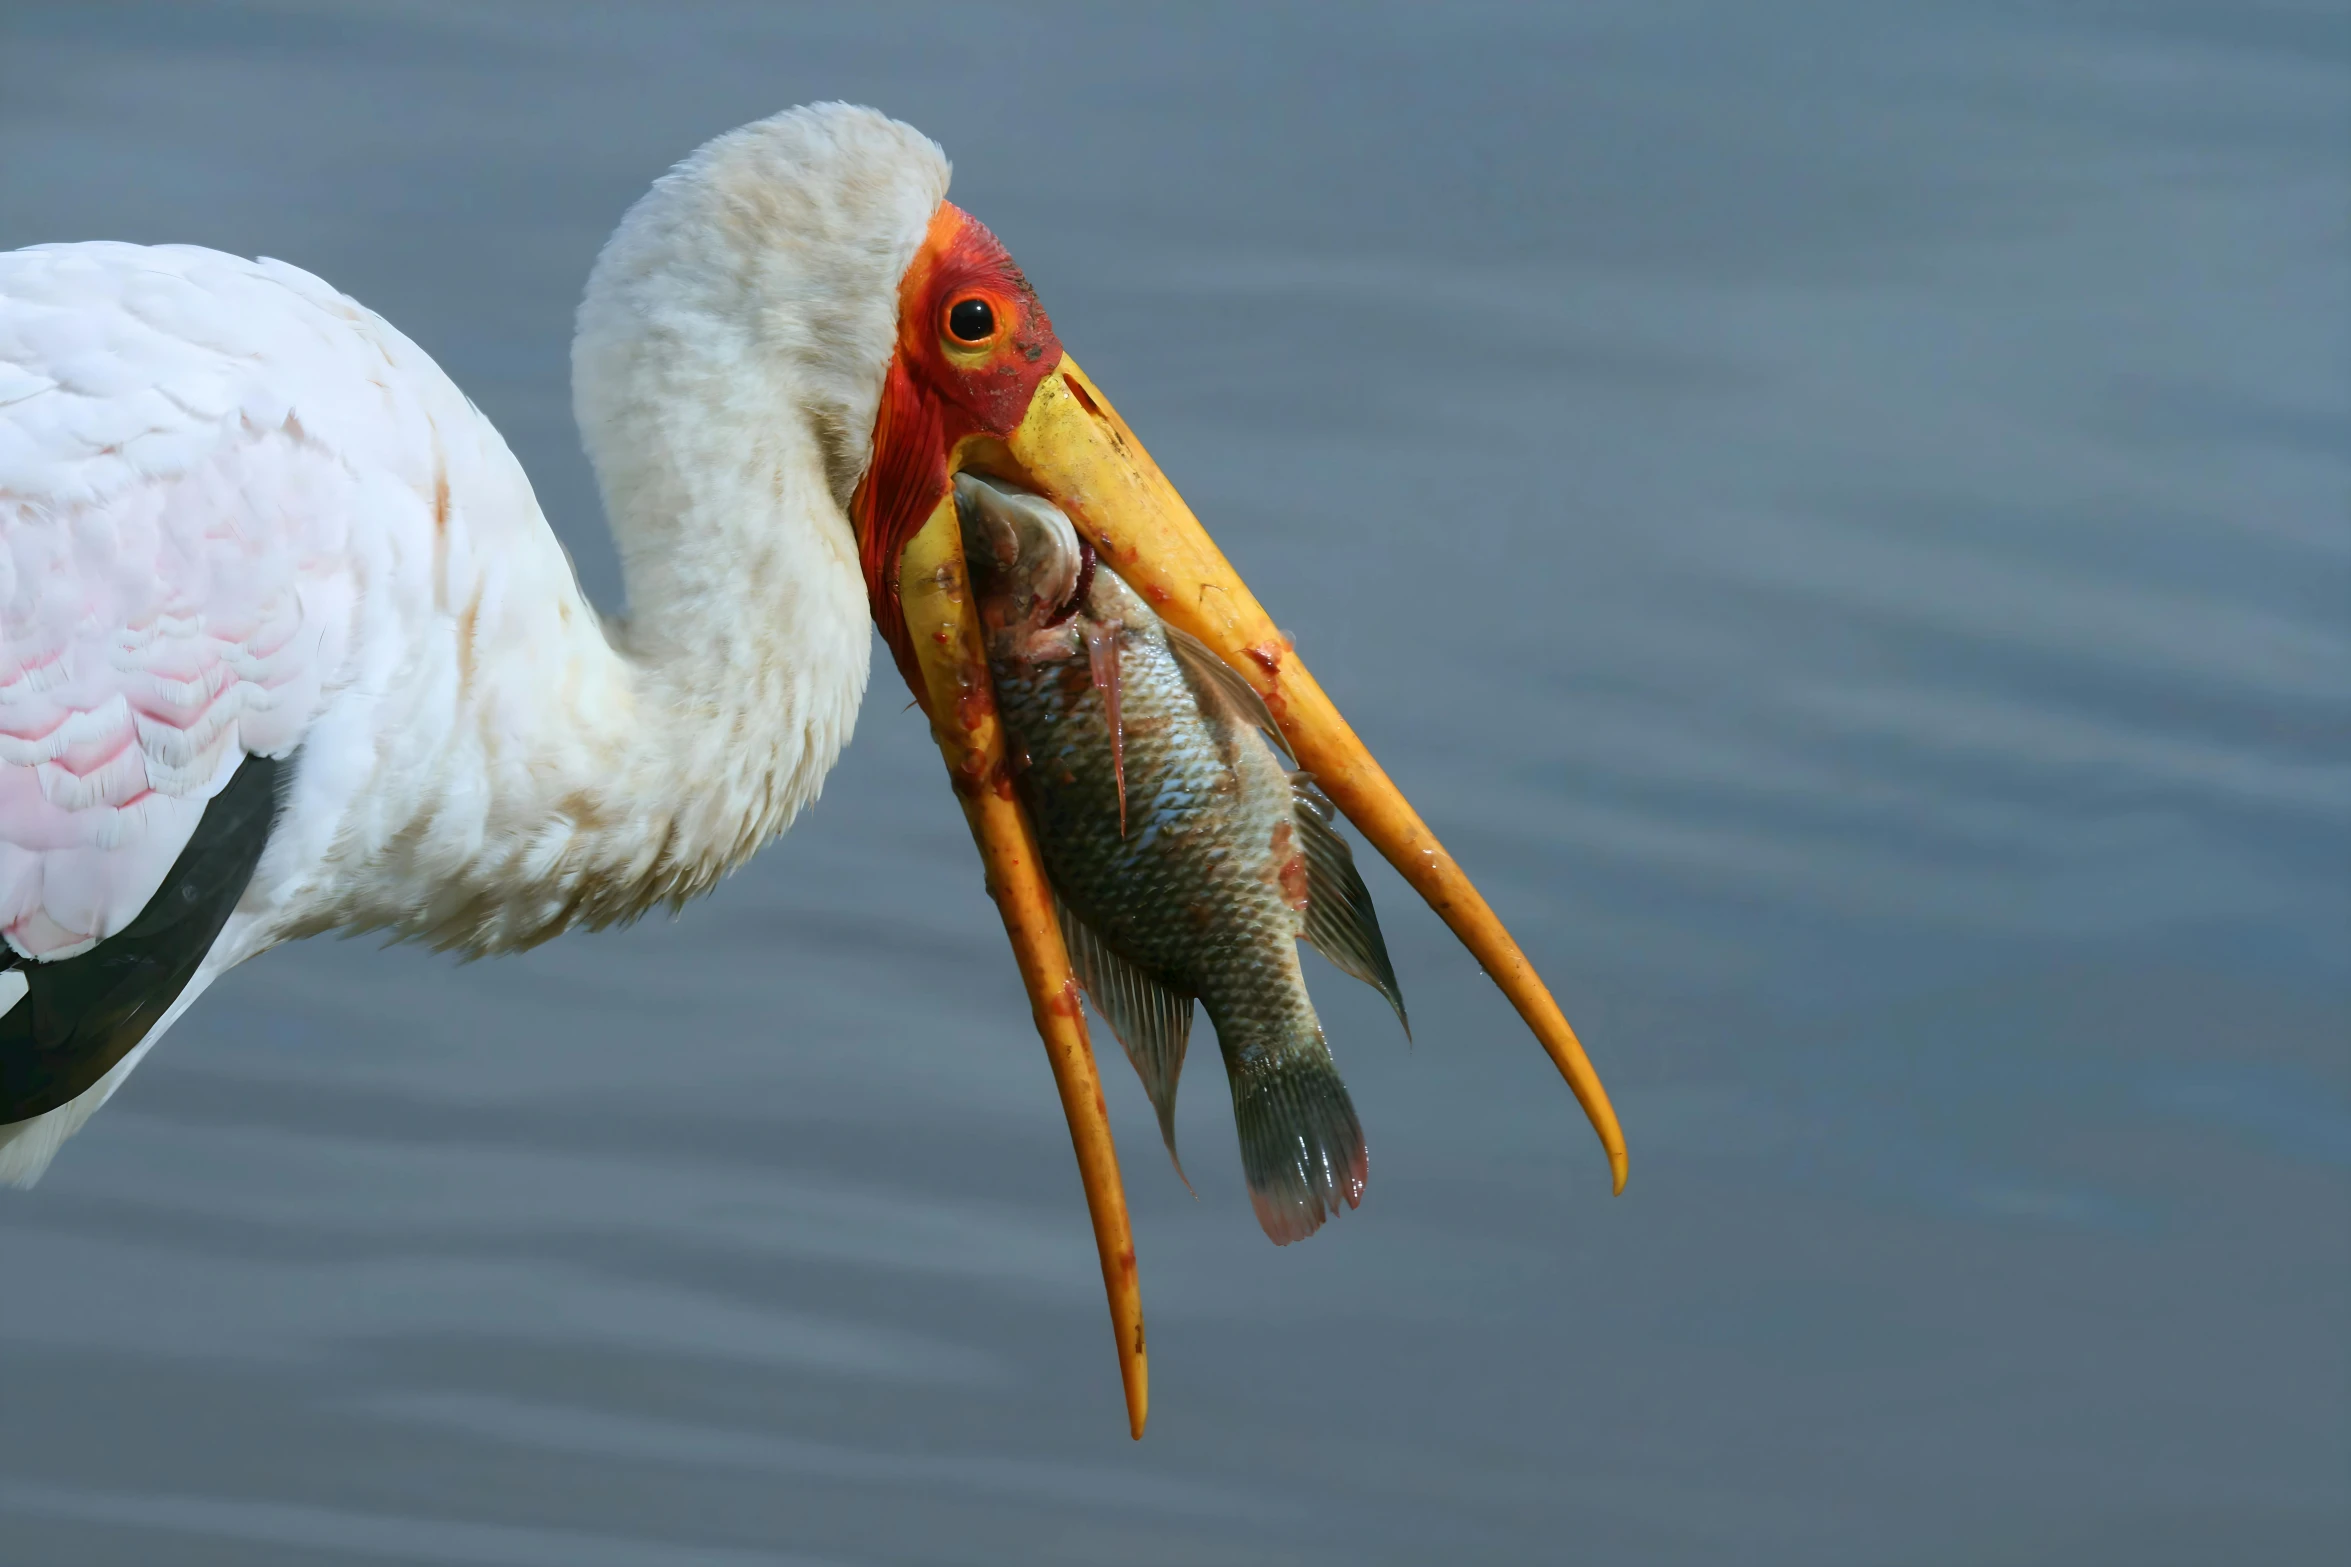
(947, 297, 996, 343)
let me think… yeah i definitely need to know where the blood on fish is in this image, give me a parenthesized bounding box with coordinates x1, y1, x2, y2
(1042, 538, 1096, 629)
(1271, 820, 1309, 911)
(1086, 619, 1126, 836)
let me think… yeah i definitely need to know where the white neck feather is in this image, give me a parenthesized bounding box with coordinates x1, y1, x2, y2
(314, 106, 948, 954)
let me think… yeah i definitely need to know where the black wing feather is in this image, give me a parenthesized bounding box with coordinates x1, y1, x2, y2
(0, 752, 283, 1123)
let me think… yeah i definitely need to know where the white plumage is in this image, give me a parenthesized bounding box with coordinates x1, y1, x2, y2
(0, 105, 948, 1183)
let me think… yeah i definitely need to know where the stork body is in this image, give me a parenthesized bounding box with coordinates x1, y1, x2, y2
(0, 109, 935, 1178)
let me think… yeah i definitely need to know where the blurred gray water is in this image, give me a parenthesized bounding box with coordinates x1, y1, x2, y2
(1, 2, 2345, 1563)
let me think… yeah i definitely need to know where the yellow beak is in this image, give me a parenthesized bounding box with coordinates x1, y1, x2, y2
(893, 356, 1628, 1441)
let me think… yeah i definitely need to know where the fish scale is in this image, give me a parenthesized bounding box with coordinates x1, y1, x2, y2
(958, 473, 1406, 1244)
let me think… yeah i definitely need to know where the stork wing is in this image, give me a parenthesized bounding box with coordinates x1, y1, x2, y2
(0, 244, 387, 957)
(0, 243, 448, 1150)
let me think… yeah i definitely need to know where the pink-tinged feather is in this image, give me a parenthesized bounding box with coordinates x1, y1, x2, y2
(0, 243, 395, 963)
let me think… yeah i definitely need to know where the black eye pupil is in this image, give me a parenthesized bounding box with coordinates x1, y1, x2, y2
(948, 298, 995, 342)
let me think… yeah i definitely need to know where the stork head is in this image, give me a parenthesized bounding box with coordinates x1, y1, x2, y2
(577, 104, 1624, 1441)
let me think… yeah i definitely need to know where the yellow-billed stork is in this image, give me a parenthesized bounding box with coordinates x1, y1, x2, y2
(0, 103, 1624, 1436)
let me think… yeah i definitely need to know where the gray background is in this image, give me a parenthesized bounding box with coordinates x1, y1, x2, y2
(2, 2, 2345, 1563)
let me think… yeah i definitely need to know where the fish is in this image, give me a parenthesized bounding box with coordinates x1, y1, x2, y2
(954, 472, 1409, 1244)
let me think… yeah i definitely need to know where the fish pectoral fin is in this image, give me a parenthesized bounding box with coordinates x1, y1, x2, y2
(1163, 623, 1293, 762)
(1291, 773, 1410, 1039)
(1055, 894, 1198, 1189)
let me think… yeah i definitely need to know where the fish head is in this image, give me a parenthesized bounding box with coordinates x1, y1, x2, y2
(953, 472, 1086, 640)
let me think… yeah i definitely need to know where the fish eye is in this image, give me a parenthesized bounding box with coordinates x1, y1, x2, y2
(946, 296, 996, 343)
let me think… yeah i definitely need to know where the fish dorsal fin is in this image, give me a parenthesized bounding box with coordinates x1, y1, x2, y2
(1163, 623, 1294, 763)
(1054, 893, 1198, 1186)
(1291, 773, 1410, 1038)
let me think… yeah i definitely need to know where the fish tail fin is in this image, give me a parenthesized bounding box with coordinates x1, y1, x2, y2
(1226, 1025, 1367, 1246)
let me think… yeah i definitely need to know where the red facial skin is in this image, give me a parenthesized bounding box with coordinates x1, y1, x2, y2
(854, 204, 1064, 692)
